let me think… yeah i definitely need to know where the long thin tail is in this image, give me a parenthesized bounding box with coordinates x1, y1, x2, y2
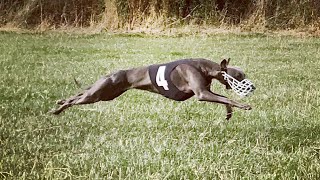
(73, 77, 82, 88)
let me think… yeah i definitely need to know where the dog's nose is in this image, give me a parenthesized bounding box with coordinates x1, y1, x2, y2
(251, 85, 256, 91)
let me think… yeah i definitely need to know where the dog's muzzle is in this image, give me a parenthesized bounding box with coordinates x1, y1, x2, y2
(222, 72, 255, 97)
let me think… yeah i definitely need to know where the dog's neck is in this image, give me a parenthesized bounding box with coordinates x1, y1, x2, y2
(193, 59, 229, 88)
(197, 59, 222, 79)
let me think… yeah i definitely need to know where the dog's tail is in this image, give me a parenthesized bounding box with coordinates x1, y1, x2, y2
(73, 77, 82, 88)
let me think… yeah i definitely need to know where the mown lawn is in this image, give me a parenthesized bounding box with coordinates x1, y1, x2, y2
(1, 31, 320, 179)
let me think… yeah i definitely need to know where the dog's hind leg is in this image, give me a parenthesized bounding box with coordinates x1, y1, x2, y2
(50, 92, 86, 115)
(51, 70, 130, 115)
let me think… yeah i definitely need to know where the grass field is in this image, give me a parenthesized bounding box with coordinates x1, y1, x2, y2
(1, 31, 320, 179)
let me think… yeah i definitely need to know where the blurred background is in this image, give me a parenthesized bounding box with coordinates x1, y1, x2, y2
(0, 0, 319, 32)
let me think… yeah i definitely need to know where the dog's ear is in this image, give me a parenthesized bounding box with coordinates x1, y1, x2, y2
(227, 58, 231, 65)
(220, 59, 229, 71)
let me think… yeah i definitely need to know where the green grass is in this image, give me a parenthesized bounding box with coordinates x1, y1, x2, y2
(1, 31, 320, 179)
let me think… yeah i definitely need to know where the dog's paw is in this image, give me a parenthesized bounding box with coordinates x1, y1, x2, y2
(48, 109, 61, 115)
(242, 104, 252, 110)
(226, 112, 232, 120)
(56, 99, 66, 105)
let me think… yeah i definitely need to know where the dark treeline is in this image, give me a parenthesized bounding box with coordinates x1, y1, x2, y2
(0, 0, 104, 27)
(0, 0, 319, 30)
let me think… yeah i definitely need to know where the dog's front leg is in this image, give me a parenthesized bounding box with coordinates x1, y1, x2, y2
(196, 90, 251, 110)
(226, 104, 233, 120)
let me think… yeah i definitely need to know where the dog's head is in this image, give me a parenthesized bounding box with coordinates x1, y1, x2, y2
(218, 58, 256, 96)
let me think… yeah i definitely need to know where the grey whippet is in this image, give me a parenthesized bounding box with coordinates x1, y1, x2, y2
(50, 58, 255, 120)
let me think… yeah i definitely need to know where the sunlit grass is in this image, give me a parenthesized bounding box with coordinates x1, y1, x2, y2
(1, 31, 320, 179)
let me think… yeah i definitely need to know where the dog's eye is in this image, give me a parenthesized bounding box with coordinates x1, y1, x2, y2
(236, 75, 243, 81)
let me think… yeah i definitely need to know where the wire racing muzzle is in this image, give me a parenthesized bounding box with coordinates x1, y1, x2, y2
(222, 72, 255, 97)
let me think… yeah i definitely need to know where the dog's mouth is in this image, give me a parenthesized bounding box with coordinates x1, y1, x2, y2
(244, 85, 256, 96)
(222, 72, 255, 97)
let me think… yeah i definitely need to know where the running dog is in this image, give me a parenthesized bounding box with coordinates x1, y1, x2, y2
(50, 58, 255, 120)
